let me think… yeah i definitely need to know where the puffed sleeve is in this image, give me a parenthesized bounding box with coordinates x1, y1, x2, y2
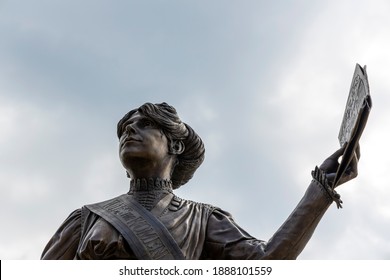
(41, 209, 82, 260)
(202, 180, 332, 259)
(202, 208, 268, 259)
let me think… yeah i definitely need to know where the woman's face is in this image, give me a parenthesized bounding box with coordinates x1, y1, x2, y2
(118, 111, 171, 172)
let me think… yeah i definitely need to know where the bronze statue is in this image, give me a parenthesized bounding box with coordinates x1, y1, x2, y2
(41, 102, 360, 260)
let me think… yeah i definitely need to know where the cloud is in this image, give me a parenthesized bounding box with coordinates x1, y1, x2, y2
(1, 0, 389, 260)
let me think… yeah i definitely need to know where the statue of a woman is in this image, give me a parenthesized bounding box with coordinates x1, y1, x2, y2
(41, 102, 359, 259)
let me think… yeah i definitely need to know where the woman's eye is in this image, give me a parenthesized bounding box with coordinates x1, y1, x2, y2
(142, 120, 154, 127)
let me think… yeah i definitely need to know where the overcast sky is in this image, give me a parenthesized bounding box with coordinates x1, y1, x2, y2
(1, 0, 390, 260)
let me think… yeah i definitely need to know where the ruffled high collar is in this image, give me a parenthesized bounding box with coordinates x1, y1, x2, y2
(128, 178, 173, 193)
(128, 178, 173, 211)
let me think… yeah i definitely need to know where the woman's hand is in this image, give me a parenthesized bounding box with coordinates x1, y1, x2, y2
(319, 144, 360, 188)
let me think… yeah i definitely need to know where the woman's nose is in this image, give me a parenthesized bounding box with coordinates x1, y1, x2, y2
(125, 123, 136, 134)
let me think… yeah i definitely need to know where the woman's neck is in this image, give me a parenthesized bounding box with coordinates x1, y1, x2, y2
(128, 177, 173, 211)
(129, 177, 173, 193)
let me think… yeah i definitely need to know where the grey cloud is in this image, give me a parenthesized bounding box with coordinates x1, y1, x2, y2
(1, 0, 389, 260)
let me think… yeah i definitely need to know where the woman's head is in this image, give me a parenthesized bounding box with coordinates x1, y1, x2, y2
(117, 102, 205, 189)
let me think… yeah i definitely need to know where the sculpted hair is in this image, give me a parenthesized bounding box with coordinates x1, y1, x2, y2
(117, 102, 205, 189)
